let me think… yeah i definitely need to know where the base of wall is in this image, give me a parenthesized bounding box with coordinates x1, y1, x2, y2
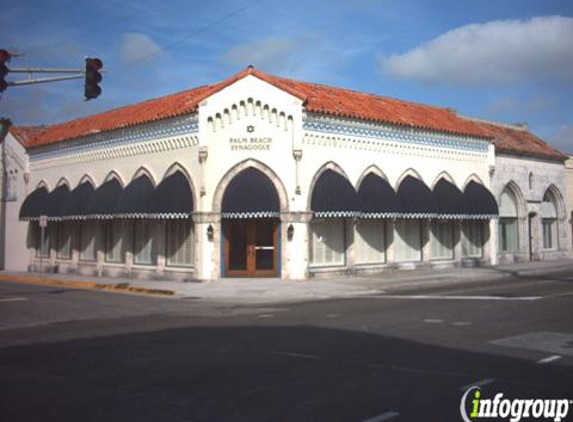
(28, 260, 197, 282)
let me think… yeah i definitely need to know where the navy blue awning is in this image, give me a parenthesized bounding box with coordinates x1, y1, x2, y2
(396, 176, 438, 218)
(61, 182, 95, 219)
(311, 169, 359, 218)
(463, 181, 499, 219)
(114, 175, 155, 218)
(358, 173, 398, 218)
(19, 186, 49, 221)
(86, 178, 123, 219)
(433, 179, 466, 219)
(152, 171, 194, 218)
(222, 168, 279, 218)
(43, 184, 70, 220)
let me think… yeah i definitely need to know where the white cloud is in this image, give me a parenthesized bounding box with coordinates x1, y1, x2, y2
(380, 16, 573, 85)
(120, 33, 162, 65)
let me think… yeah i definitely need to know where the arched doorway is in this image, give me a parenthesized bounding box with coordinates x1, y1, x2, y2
(221, 167, 281, 277)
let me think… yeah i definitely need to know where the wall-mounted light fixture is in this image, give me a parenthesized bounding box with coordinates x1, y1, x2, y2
(287, 224, 294, 241)
(207, 224, 214, 241)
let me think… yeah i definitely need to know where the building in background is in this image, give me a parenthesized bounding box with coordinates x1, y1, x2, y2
(2, 67, 571, 280)
(467, 120, 569, 263)
(566, 156, 573, 250)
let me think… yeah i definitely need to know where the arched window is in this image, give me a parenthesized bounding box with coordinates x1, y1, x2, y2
(541, 191, 558, 250)
(499, 190, 519, 253)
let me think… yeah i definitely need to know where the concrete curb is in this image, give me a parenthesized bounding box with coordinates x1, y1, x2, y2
(0, 274, 176, 297)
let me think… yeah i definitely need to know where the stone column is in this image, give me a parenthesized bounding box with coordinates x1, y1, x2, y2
(386, 219, 395, 263)
(193, 212, 221, 281)
(487, 219, 498, 265)
(421, 220, 431, 263)
(345, 218, 356, 273)
(454, 220, 463, 263)
(70, 222, 79, 272)
(280, 211, 312, 280)
(155, 221, 165, 276)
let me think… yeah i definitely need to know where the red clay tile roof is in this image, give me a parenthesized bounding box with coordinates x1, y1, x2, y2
(9, 126, 46, 145)
(260, 72, 489, 138)
(18, 67, 493, 149)
(468, 120, 567, 162)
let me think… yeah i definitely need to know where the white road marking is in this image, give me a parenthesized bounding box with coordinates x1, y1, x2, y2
(267, 351, 320, 360)
(459, 378, 496, 391)
(0, 297, 28, 302)
(257, 314, 275, 318)
(452, 322, 472, 326)
(359, 411, 400, 422)
(373, 295, 542, 301)
(536, 355, 562, 365)
(423, 318, 444, 323)
(490, 332, 573, 357)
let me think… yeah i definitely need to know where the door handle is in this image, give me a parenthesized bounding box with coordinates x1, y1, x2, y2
(254, 246, 274, 250)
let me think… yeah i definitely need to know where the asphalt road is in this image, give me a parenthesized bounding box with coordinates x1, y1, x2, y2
(0, 271, 572, 422)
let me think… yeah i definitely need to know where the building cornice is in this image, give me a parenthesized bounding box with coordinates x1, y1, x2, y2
(29, 115, 199, 170)
(29, 114, 199, 162)
(303, 113, 490, 153)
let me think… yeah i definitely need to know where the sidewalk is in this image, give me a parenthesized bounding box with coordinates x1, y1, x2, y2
(1, 259, 573, 305)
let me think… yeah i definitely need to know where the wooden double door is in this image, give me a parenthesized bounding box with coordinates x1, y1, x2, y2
(224, 219, 278, 277)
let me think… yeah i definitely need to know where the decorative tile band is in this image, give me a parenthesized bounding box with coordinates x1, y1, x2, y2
(303, 115, 489, 153)
(29, 114, 199, 162)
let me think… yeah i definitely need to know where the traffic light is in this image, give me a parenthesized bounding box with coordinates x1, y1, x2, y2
(0, 49, 11, 93)
(84, 57, 103, 100)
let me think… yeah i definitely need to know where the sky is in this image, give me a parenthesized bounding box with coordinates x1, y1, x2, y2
(1, 0, 572, 153)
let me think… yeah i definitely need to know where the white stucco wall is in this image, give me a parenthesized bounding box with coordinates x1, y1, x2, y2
(2, 132, 29, 270)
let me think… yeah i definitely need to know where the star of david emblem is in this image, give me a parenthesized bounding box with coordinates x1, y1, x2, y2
(247, 125, 255, 133)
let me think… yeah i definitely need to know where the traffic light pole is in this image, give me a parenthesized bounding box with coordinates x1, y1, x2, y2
(8, 74, 84, 86)
(9, 67, 85, 73)
(7, 67, 106, 87)
(0, 51, 105, 99)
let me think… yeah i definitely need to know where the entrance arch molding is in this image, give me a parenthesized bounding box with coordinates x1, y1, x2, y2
(212, 159, 289, 214)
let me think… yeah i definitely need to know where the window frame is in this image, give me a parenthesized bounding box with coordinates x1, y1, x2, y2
(309, 218, 347, 268)
(166, 219, 194, 268)
(429, 220, 454, 261)
(393, 219, 422, 263)
(354, 219, 386, 265)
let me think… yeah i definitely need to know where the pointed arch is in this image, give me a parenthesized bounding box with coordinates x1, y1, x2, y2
(56, 177, 70, 188)
(356, 165, 388, 190)
(431, 171, 456, 190)
(161, 163, 197, 210)
(462, 173, 486, 191)
(213, 159, 288, 213)
(36, 180, 49, 190)
(500, 180, 526, 217)
(78, 174, 96, 188)
(163, 162, 191, 183)
(131, 167, 156, 187)
(307, 162, 351, 210)
(395, 168, 423, 191)
(543, 184, 566, 218)
(104, 171, 125, 188)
